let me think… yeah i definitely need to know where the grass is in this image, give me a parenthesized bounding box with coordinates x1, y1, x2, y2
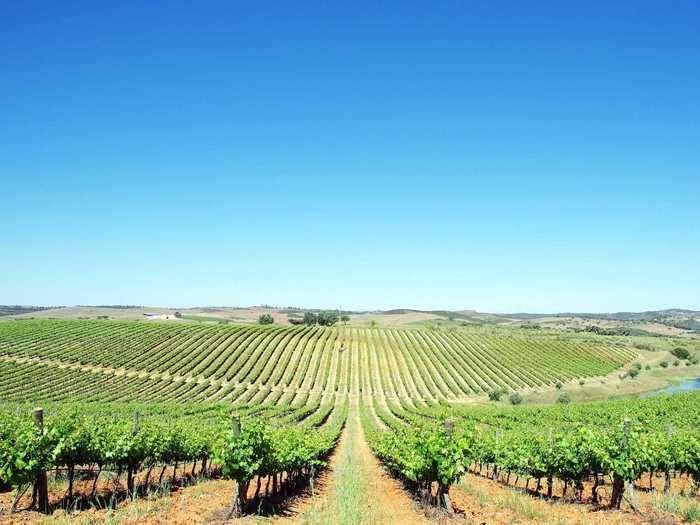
(302, 411, 381, 525)
(180, 314, 230, 323)
(501, 491, 546, 521)
(652, 493, 700, 522)
(522, 353, 700, 405)
(459, 480, 546, 521)
(47, 495, 171, 524)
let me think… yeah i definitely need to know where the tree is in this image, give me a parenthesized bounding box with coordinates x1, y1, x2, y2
(341, 314, 350, 325)
(258, 314, 274, 325)
(174, 311, 182, 318)
(671, 347, 691, 360)
(303, 312, 318, 326)
(488, 389, 504, 401)
(317, 310, 339, 326)
(556, 392, 571, 404)
(508, 392, 523, 405)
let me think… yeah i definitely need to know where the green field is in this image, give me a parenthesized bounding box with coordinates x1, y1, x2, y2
(4, 318, 700, 523)
(0, 319, 636, 406)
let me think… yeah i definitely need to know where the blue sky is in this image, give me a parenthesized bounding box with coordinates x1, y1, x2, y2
(2, 1, 699, 312)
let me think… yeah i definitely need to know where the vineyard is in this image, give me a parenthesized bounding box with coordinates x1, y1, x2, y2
(0, 400, 346, 517)
(0, 320, 635, 406)
(364, 390, 700, 514)
(2, 319, 700, 523)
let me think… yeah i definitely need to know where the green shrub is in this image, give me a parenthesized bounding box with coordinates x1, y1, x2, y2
(628, 367, 640, 379)
(673, 360, 680, 367)
(671, 347, 691, 360)
(579, 379, 585, 386)
(556, 392, 571, 404)
(488, 389, 504, 402)
(632, 363, 642, 371)
(555, 382, 563, 390)
(258, 314, 274, 325)
(660, 361, 669, 368)
(509, 393, 523, 405)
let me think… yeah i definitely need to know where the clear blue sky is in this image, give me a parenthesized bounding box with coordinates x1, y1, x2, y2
(2, 1, 699, 313)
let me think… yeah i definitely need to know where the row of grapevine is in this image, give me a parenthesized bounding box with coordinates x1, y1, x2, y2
(0, 399, 347, 515)
(217, 400, 347, 517)
(464, 422, 700, 507)
(0, 408, 216, 512)
(360, 402, 465, 512)
(0, 320, 636, 404)
(364, 390, 700, 510)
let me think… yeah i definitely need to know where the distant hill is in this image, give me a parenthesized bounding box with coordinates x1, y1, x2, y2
(1, 304, 697, 334)
(382, 308, 473, 319)
(0, 305, 61, 317)
(499, 309, 700, 322)
(496, 309, 700, 336)
(76, 304, 143, 309)
(375, 308, 700, 335)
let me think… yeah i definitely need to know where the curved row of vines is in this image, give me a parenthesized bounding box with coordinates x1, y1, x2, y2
(0, 319, 636, 405)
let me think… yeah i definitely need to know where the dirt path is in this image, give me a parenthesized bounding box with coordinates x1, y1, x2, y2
(299, 403, 431, 525)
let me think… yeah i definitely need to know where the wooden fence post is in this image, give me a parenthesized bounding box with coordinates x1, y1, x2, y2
(228, 414, 244, 519)
(33, 408, 49, 514)
(127, 412, 141, 496)
(624, 418, 638, 511)
(664, 425, 673, 494)
(493, 429, 501, 480)
(232, 415, 241, 437)
(445, 419, 454, 438)
(547, 428, 554, 498)
(440, 419, 455, 514)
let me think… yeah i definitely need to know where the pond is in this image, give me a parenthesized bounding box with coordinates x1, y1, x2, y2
(641, 377, 700, 397)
